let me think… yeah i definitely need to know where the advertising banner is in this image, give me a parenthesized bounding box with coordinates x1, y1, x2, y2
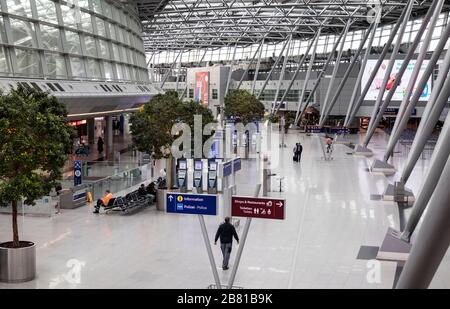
(361, 59, 432, 102)
(195, 72, 210, 106)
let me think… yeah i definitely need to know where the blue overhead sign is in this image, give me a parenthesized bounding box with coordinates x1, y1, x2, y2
(166, 193, 217, 216)
(223, 161, 233, 177)
(233, 158, 241, 172)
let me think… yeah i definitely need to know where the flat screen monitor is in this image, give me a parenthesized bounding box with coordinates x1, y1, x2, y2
(209, 162, 217, 171)
(194, 160, 202, 170)
(179, 161, 187, 170)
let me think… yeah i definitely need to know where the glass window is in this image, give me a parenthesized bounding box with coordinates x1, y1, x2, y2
(103, 2, 112, 18)
(115, 63, 123, 80)
(103, 61, 113, 79)
(80, 12, 93, 33)
(40, 25, 61, 51)
(122, 30, 130, 46)
(60, 5, 77, 28)
(125, 48, 132, 64)
(84, 36, 97, 57)
(116, 27, 123, 43)
(112, 43, 120, 61)
(6, 0, 32, 18)
(123, 65, 130, 80)
(120, 12, 127, 27)
(45, 52, 67, 78)
(78, 0, 89, 10)
(92, 0, 102, 14)
(35, 0, 58, 24)
(65, 31, 82, 55)
(96, 17, 106, 37)
(15, 48, 40, 76)
(0, 17, 5, 43)
(120, 46, 127, 62)
(109, 23, 117, 40)
(70, 56, 86, 77)
(9, 18, 36, 48)
(0, 47, 11, 73)
(99, 39, 110, 59)
(87, 59, 102, 78)
(112, 6, 120, 22)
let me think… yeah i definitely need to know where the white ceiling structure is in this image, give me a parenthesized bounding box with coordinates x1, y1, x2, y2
(136, 0, 443, 52)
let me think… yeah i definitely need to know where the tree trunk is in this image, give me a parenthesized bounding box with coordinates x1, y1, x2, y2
(12, 200, 20, 248)
(166, 156, 175, 189)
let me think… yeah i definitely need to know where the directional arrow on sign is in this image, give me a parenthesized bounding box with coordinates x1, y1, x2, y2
(168, 195, 174, 202)
(276, 201, 283, 207)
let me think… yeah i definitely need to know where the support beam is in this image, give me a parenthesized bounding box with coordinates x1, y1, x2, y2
(225, 43, 238, 96)
(345, 1, 414, 128)
(256, 39, 290, 100)
(236, 41, 264, 90)
(396, 155, 450, 289)
(381, 18, 450, 164)
(344, 9, 380, 127)
(401, 84, 450, 242)
(251, 38, 265, 95)
(274, 31, 320, 115)
(271, 35, 292, 113)
(319, 21, 351, 122)
(362, 0, 419, 147)
(319, 20, 377, 127)
(161, 48, 184, 88)
(399, 48, 450, 184)
(294, 28, 321, 124)
(296, 29, 346, 124)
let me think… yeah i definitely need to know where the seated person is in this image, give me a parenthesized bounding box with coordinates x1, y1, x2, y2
(94, 190, 113, 214)
(146, 182, 157, 196)
(138, 184, 148, 197)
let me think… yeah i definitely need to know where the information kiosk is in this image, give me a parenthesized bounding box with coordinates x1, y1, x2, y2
(207, 159, 218, 194)
(193, 159, 203, 193)
(177, 158, 188, 193)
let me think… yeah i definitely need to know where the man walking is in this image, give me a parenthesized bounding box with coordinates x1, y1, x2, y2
(214, 217, 239, 270)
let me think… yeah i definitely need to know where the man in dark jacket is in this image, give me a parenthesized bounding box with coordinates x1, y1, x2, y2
(214, 217, 239, 270)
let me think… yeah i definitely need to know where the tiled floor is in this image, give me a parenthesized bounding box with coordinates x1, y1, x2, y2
(1, 130, 449, 289)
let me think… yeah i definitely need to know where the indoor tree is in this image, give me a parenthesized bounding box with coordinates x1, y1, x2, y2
(224, 90, 265, 148)
(224, 89, 265, 125)
(0, 86, 75, 248)
(130, 90, 215, 188)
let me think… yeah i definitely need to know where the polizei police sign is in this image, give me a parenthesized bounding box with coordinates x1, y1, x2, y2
(166, 193, 217, 216)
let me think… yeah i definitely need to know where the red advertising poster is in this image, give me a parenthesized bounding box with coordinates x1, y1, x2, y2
(195, 72, 210, 106)
(232, 196, 285, 220)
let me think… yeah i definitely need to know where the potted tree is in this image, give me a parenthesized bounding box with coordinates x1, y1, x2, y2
(224, 90, 265, 156)
(0, 86, 74, 283)
(130, 91, 214, 210)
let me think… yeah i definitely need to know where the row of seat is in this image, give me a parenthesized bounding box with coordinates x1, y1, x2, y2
(104, 190, 154, 214)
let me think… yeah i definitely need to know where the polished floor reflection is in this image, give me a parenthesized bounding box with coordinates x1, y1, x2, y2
(1, 130, 449, 289)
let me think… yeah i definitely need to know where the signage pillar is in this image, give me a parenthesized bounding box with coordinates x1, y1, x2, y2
(74, 160, 83, 186)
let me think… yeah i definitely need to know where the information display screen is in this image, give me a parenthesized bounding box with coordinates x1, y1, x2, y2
(209, 162, 217, 171)
(179, 161, 187, 170)
(194, 160, 203, 171)
(361, 59, 432, 102)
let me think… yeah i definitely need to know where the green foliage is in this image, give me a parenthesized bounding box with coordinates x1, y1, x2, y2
(130, 92, 215, 159)
(0, 86, 75, 205)
(0, 86, 75, 246)
(266, 113, 280, 124)
(284, 111, 296, 129)
(224, 90, 265, 125)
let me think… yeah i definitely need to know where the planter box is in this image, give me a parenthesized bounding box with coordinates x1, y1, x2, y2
(0, 241, 36, 283)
